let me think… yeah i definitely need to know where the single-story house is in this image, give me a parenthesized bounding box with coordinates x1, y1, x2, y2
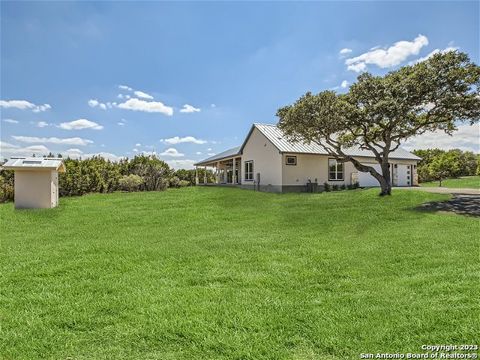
(194, 123, 421, 192)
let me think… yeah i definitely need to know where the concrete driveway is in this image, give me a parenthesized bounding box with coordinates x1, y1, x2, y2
(396, 186, 480, 195)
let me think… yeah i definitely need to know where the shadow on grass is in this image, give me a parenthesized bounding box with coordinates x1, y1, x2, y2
(415, 195, 480, 217)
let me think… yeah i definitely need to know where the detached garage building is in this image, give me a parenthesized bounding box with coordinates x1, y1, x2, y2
(2, 157, 65, 209)
(194, 123, 420, 192)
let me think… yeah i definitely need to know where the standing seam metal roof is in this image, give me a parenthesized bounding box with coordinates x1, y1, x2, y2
(194, 123, 421, 165)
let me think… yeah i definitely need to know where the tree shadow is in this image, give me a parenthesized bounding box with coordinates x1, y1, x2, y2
(415, 195, 480, 217)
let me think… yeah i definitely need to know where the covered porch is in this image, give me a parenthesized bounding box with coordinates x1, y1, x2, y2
(194, 146, 242, 185)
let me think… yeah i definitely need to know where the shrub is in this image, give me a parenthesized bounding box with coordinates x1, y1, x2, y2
(119, 174, 144, 192)
(332, 184, 339, 191)
(347, 184, 353, 190)
(323, 182, 330, 192)
(169, 176, 181, 188)
(353, 182, 360, 189)
(0, 174, 14, 202)
(178, 180, 190, 187)
(340, 184, 346, 190)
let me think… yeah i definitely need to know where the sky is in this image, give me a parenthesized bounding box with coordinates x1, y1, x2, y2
(1, 1, 479, 168)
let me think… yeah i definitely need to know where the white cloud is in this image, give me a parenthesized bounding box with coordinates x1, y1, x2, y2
(339, 48, 352, 55)
(160, 136, 207, 145)
(345, 34, 429, 72)
(133, 148, 139, 152)
(409, 46, 458, 65)
(3, 119, 18, 124)
(58, 119, 103, 130)
(36, 121, 50, 128)
(159, 148, 184, 157)
(207, 153, 215, 156)
(0, 100, 51, 112)
(135, 143, 141, 147)
(210, 104, 216, 108)
(12, 135, 93, 146)
(340, 80, 349, 88)
(88, 99, 108, 110)
(196, 151, 202, 155)
(0, 141, 50, 158)
(117, 98, 173, 115)
(119, 85, 133, 91)
(180, 104, 201, 113)
(402, 123, 480, 153)
(117, 122, 125, 126)
(207, 148, 212, 151)
(134, 90, 153, 100)
(166, 159, 195, 170)
(64, 148, 84, 156)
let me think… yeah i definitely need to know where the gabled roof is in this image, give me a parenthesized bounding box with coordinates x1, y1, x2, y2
(194, 146, 241, 166)
(2, 157, 66, 172)
(243, 123, 421, 160)
(195, 123, 421, 166)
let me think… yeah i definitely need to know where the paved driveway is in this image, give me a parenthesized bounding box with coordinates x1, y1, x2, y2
(396, 186, 480, 195)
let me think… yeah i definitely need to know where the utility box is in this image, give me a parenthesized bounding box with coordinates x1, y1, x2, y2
(2, 157, 66, 209)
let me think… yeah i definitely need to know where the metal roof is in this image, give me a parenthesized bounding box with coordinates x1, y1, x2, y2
(195, 123, 421, 166)
(250, 123, 421, 160)
(194, 146, 241, 166)
(2, 157, 66, 172)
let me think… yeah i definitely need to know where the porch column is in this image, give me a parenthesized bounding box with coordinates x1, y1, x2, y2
(216, 161, 220, 184)
(203, 166, 207, 184)
(195, 166, 199, 185)
(232, 157, 237, 184)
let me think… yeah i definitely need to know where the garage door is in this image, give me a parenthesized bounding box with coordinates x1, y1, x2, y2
(358, 163, 382, 187)
(396, 164, 411, 187)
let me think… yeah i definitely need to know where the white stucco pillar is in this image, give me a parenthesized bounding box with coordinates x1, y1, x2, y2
(195, 167, 199, 185)
(216, 162, 220, 184)
(204, 166, 207, 184)
(232, 158, 236, 184)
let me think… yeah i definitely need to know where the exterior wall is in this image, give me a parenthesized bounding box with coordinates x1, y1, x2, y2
(241, 127, 282, 187)
(281, 153, 419, 190)
(281, 153, 356, 187)
(14, 170, 58, 209)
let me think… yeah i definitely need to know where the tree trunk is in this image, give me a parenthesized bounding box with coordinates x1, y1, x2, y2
(379, 161, 392, 196)
(439, 178, 442, 187)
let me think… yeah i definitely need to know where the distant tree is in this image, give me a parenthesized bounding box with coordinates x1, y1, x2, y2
(119, 174, 144, 192)
(428, 152, 460, 186)
(277, 51, 480, 196)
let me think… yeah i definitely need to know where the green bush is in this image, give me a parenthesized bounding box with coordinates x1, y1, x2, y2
(323, 182, 330, 192)
(119, 174, 144, 192)
(332, 184, 339, 191)
(340, 184, 346, 190)
(178, 180, 190, 187)
(0, 174, 14, 203)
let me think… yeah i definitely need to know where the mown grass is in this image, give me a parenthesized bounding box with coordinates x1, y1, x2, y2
(420, 175, 480, 189)
(1, 187, 478, 360)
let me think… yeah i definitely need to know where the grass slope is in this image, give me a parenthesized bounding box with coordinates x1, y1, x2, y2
(420, 175, 480, 189)
(1, 188, 478, 360)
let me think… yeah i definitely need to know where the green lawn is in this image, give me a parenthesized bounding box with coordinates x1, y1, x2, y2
(1, 188, 478, 360)
(420, 175, 480, 189)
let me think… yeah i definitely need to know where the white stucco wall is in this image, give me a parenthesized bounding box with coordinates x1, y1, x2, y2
(281, 153, 356, 186)
(241, 128, 282, 187)
(281, 154, 419, 187)
(14, 170, 59, 209)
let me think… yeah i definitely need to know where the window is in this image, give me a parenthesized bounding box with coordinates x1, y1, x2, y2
(328, 159, 344, 181)
(285, 156, 297, 166)
(245, 161, 254, 181)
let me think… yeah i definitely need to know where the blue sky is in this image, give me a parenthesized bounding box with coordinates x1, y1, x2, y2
(1, 1, 479, 168)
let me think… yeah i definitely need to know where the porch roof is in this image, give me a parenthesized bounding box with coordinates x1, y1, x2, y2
(194, 146, 241, 166)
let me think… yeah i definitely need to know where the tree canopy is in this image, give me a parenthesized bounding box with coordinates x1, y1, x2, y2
(277, 51, 480, 195)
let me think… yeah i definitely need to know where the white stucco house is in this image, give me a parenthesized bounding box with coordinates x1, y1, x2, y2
(194, 123, 420, 192)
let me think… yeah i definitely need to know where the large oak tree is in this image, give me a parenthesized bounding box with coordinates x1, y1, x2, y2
(277, 51, 480, 195)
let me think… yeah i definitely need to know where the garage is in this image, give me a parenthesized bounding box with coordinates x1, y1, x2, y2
(358, 163, 382, 187)
(358, 163, 412, 187)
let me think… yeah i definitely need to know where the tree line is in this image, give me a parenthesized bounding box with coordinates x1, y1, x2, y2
(0, 154, 215, 202)
(412, 148, 479, 186)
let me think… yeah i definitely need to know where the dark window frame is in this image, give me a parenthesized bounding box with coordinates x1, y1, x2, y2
(328, 158, 344, 181)
(285, 155, 297, 166)
(244, 160, 254, 181)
